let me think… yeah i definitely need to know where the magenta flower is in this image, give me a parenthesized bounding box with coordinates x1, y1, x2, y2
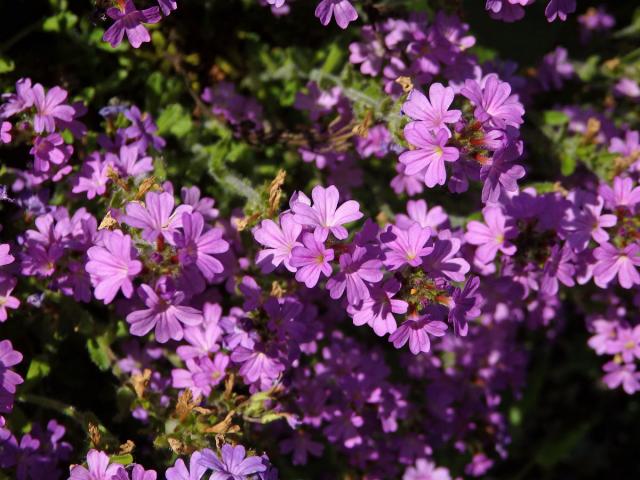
(0, 78, 34, 119)
(103, 0, 162, 49)
(200, 444, 267, 479)
(565, 196, 617, 252)
(540, 244, 575, 295)
(593, 242, 640, 289)
(348, 279, 408, 336)
(395, 199, 448, 232)
(86, 230, 143, 304)
(126, 280, 203, 343)
(107, 144, 153, 179)
(31, 84, 75, 134)
(124, 191, 192, 244)
(280, 431, 324, 466)
(388, 314, 448, 355)
(253, 213, 302, 273)
(461, 74, 524, 129)
(171, 353, 229, 398)
(0, 244, 14, 267)
(598, 176, 640, 210)
(402, 83, 461, 134)
(545, 0, 576, 22)
(465, 206, 517, 263)
(69, 449, 120, 480)
(381, 223, 433, 270)
(612, 326, 640, 364)
(400, 124, 459, 187)
(0, 122, 11, 144)
(480, 141, 525, 203)
(290, 232, 334, 288)
(158, 0, 177, 16)
(292, 185, 362, 241)
(177, 303, 222, 360)
(602, 361, 640, 395)
(124, 106, 166, 152)
(422, 230, 470, 282)
(30, 134, 73, 173)
(315, 0, 358, 29)
(230, 346, 284, 385)
(174, 212, 229, 281)
(403, 458, 451, 480)
(165, 452, 206, 480)
(0, 277, 19, 323)
(181, 186, 219, 220)
(326, 245, 383, 305)
(447, 276, 481, 337)
(0, 339, 23, 414)
(72, 153, 111, 200)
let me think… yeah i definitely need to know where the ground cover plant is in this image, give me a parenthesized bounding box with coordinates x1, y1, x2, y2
(1, 0, 640, 478)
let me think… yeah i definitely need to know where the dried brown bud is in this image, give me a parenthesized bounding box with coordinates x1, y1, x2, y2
(131, 369, 152, 399)
(395, 76, 414, 93)
(98, 211, 118, 231)
(268, 169, 286, 216)
(119, 440, 135, 455)
(88, 423, 101, 448)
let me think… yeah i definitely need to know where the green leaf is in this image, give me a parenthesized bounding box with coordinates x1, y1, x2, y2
(110, 454, 134, 465)
(560, 152, 576, 176)
(543, 110, 569, 127)
(26, 358, 51, 381)
(0, 57, 15, 74)
(575, 55, 600, 82)
(86, 337, 111, 371)
(157, 104, 192, 137)
(322, 43, 344, 74)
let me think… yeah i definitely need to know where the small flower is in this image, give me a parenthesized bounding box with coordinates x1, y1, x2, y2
(230, 346, 284, 386)
(292, 185, 363, 241)
(465, 206, 517, 263)
(158, 0, 177, 16)
(593, 242, 640, 289)
(400, 124, 459, 187)
(348, 279, 408, 336)
(68, 449, 121, 480)
(447, 276, 481, 336)
(124, 106, 166, 152)
(290, 232, 334, 288)
(315, 0, 358, 29)
(461, 74, 524, 129)
(85, 230, 143, 304)
(107, 144, 153, 179)
(480, 140, 525, 203)
(30, 134, 73, 173)
(124, 191, 192, 244)
(540, 244, 575, 295)
(598, 176, 640, 210)
(395, 199, 448, 232)
(126, 279, 203, 343)
(327, 245, 383, 304)
(402, 83, 461, 134)
(103, 0, 162, 49)
(403, 458, 451, 480)
(0, 339, 23, 414)
(388, 314, 448, 355)
(0, 244, 15, 267)
(253, 213, 302, 273)
(602, 361, 640, 394)
(171, 353, 229, 398)
(0, 277, 20, 322)
(545, 0, 576, 22)
(381, 223, 433, 270)
(174, 212, 229, 281)
(165, 451, 206, 480)
(31, 84, 75, 134)
(0, 122, 11, 144)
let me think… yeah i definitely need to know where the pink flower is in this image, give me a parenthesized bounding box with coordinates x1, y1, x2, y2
(400, 124, 459, 187)
(593, 242, 640, 289)
(402, 83, 461, 134)
(292, 185, 362, 241)
(69, 449, 121, 480)
(290, 232, 334, 288)
(124, 191, 192, 244)
(253, 213, 302, 273)
(315, 0, 358, 29)
(465, 206, 517, 263)
(31, 84, 75, 134)
(103, 0, 162, 49)
(0, 277, 19, 322)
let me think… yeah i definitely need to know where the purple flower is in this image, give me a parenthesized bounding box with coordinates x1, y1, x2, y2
(381, 223, 433, 270)
(611, 326, 640, 364)
(181, 186, 219, 220)
(480, 140, 525, 203)
(545, 0, 576, 22)
(126, 280, 203, 343)
(280, 432, 324, 466)
(69, 449, 120, 480)
(593, 242, 640, 289)
(172, 353, 229, 398)
(348, 278, 408, 336)
(30, 134, 73, 173)
(231, 347, 284, 386)
(327, 245, 383, 304)
(86, 230, 143, 304)
(290, 232, 334, 288)
(402, 83, 461, 134)
(114, 465, 158, 480)
(349, 26, 385, 76)
(400, 124, 459, 187)
(103, 0, 162, 49)
(422, 230, 470, 282)
(388, 314, 448, 355)
(292, 185, 363, 241)
(107, 144, 153, 179)
(0, 78, 34, 119)
(72, 153, 111, 200)
(177, 303, 222, 360)
(447, 276, 481, 336)
(0, 244, 15, 267)
(315, 0, 358, 29)
(158, 0, 177, 16)
(124, 192, 192, 244)
(0, 340, 23, 413)
(403, 458, 451, 480)
(165, 452, 206, 480)
(31, 84, 75, 134)
(254, 213, 302, 273)
(355, 124, 391, 158)
(538, 47, 574, 91)
(602, 361, 640, 394)
(0, 277, 20, 322)
(461, 74, 524, 129)
(465, 206, 517, 263)
(540, 244, 575, 295)
(565, 196, 617, 252)
(124, 106, 166, 151)
(395, 199, 448, 232)
(174, 212, 229, 281)
(0, 122, 11, 144)
(598, 176, 640, 210)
